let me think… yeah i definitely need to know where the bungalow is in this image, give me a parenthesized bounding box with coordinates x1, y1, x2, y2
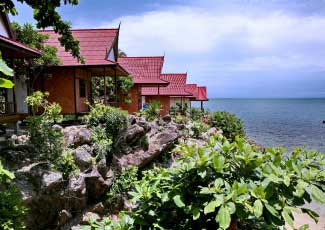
(0, 12, 42, 124)
(117, 56, 168, 114)
(33, 28, 129, 115)
(141, 73, 192, 115)
(186, 84, 208, 110)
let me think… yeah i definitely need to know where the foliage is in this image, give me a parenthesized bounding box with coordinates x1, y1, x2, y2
(80, 212, 134, 230)
(92, 126, 112, 161)
(87, 103, 128, 154)
(0, 161, 26, 230)
(106, 167, 138, 212)
(11, 22, 61, 66)
(54, 150, 78, 180)
(91, 76, 133, 104)
(189, 107, 204, 121)
(141, 100, 161, 121)
(209, 111, 245, 141)
(26, 91, 63, 160)
(1, 0, 83, 63)
(125, 135, 325, 229)
(189, 120, 209, 138)
(0, 55, 14, 89)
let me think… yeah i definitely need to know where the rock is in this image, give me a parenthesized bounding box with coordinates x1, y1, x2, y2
(138, 121, 151, 133)
(104, 169, 114, 186)
(52, 124, 63, 132)
(84, 166, 110, 200)
(114, 129, 180, 169)
(67, 175, 87, 210)
(125, 124, 145, 145)
(1, 145, 37, 169)
(9, 134, 29, 146)
(58, 210, 72, 226)
(128, 115, 137, 125)
(40, 171, 63, 191)
(90, 202, 105, 214)
(80, 212, 101, 225)
(162, 114, 172, 123)
(72, 145, 93, 171)
(63, 126, 92, 147)
(97, 158, 108, 178)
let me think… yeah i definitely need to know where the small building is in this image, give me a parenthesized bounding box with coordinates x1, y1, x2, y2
(0, 12, 42, 124)
(118, 56, 168, 114)
(186, 84, 209, 110)
(141, 73, 192, 115)
(34, 28, 128, 115)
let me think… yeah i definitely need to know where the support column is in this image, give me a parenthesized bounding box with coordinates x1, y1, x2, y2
(201, 101, 203, 111)
(104, 67, 107, 105)
(73, 67, 77, 117)
(114, 67, 117, 104)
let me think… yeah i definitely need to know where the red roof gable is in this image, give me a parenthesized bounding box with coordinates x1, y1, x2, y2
(118, 56, 167, 84)
(196, 86, 208, 101)
(141, 73, 192, 96)
(40, 29, 118, 66)
(185, 84, 198, 99)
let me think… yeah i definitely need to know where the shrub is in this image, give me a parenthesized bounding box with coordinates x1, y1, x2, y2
(0, 161, 26, 230)
(189, 107, 204, 121)
(87, 103, 128, 154)
(126, 135, 325, 229)
(209, 111, 245, 141)
(189, 120, 209, 138)
(92, 126, 112, 161)
(26, 91, 63, 160)
(106, 167, 138, 212)
(54, 150, 78, 180)
(142, 100, 161, 121)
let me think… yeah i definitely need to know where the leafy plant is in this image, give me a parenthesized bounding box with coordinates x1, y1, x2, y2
(126, 135, 325, 229)
(189, 120, 209, 138)
(80, 212, 134, 230)
(209, 111, 245, 141)
(26, 91, 64, 160)
(54, 150, 78, 180)
(92, 126, 112, 161)
(189, 107, 204, 121)
(0, 161, 26, 230)
(142, 100, 162, 121)
(106, 167, 138, 212)
(0, 56, 14, 89)
(87, 103, 128, 154)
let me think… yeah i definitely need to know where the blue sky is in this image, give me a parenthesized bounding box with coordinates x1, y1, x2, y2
(11, 0, 325, 98)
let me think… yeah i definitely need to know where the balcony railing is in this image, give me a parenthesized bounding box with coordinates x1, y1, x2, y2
(0, 102, 16, 115)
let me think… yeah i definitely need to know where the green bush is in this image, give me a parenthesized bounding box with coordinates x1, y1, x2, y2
(189, 107, 204, 121)
(26, 91, 63, 160)
(0, 161, 26, 230)
(209, 111, 245, 141)
(142, 100, 161, 121)
(54, 150, 78, 180)
(87, 103, 128, 154)
(92, 126, 112, 161)
(189, 120, 209, 138)
(126, 135, 325, 229)
(106, 167, 138, 212)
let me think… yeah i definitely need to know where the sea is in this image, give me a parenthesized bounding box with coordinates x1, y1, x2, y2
(193, 98, 325, 152)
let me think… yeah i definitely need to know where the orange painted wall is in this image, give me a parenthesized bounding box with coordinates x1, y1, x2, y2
(33, 67, 90, 114)
(145, 95, 170, 116)
(118, 84, 141, 114)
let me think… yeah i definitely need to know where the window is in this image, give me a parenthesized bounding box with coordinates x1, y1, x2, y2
(79, 79, 86, 98)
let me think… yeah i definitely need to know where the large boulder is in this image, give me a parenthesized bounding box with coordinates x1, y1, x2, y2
(114, 129, 180, 169)
(72, 145, 93, 171)
(63, 126, 92, 147)
(124, 124, 145, 145)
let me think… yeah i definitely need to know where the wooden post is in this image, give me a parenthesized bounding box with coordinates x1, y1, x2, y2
(114, 67, 117, 104)
(73, 67, 77, 118)
(12, 59, 17, 113)
(201, 101, 203, 111)
(104, 67, 107, 105)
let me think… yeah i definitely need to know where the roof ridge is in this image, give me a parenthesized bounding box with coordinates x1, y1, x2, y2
(161, 73, 187, 75)
(119, 56, 164, 59)
(39, 28, 119, 32)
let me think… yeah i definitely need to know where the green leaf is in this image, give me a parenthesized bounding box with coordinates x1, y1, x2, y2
(282, 207, 294, 228)
(192, 207, 200, 220)
(204, 200, 223, 214)
(253, 199, 263, 217)
(173, 195, 185, 208)
(265, 203, 278, 216)
(213, 155, 225, 172)
(0, 58, 14, 76)
(310, 185, 325, 204)
(302, 208, 320, 223)
(299, 224, 310, 230)
(216, 205, 231, 229)
(0, 78, 14, 88)
(284, 175, 290, 187)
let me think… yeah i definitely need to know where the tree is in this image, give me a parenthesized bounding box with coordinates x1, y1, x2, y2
(118, 49, 127, 57)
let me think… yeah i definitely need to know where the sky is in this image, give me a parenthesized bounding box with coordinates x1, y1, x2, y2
(10, 0, 325, 98)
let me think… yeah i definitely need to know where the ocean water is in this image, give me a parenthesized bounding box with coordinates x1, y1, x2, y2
(193, 98, 325, 152)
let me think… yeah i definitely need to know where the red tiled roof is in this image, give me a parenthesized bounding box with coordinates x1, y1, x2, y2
(118, 56, 167, 84)
(185, 84, 198, 99)
(0, 35, 42, 58)
(40, 29, 118, 66)
(141, 73, 192, 96)
(195, 86, 208, 101)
